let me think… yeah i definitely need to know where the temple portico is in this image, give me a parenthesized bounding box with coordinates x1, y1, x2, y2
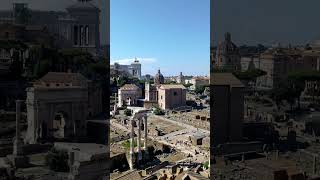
(128, 111, 149, 169)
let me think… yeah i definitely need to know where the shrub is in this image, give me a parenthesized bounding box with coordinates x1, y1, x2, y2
(45, 147, 69, 172)
(153, 108, 165, 115)
(203, 161, 209, 169)
(122, 139, 137, 150)
(194, 85, 205, 94)
(124, 109, 132, 116)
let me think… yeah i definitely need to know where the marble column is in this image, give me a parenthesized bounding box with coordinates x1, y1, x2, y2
(129, 118, 135, 169)
(143, 115, 148, 156)
(313, 155, 317, 175)
(114, 93, 118, 110)
(13, 100, 23, 156)
(137, 118, 142, 161)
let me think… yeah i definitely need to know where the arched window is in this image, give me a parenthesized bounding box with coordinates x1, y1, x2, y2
(85, 25, 89, 45)
(73, 26, 78, 45)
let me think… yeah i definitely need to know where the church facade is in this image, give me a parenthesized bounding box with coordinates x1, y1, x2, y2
(215, 32, 241, 71)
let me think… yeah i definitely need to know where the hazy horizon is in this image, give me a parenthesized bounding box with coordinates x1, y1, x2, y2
(212, 0, 320, 46)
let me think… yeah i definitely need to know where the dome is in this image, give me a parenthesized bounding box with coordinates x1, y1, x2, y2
(218, 32, 239, 54)
(154, 69, 164, 85)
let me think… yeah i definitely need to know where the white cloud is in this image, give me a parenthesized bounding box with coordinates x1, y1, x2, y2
(110, 57, 157, 65)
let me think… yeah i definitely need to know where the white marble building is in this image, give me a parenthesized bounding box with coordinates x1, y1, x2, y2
(0, 0, 101, 55)
(111, 58, 142, 79)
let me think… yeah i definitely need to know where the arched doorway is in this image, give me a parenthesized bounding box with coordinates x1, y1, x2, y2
(126, 97, 132, 106)
(53, 112, 67, 139)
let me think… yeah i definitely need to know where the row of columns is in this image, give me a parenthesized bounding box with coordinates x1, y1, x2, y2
(14, 100, 23, 156)
(73, 25, 90, 46)
(129, 114, 148, 169)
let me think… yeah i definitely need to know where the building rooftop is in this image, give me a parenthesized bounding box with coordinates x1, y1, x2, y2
(120, 83, 140, 90)
(212, 73, 244, 88)
(67, 0, 99, 11)
(192, 76, 210, 80)
(159, 84, 187, 90)
(34, 72, 88, 87)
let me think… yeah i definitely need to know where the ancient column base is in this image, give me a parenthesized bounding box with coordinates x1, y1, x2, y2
(128, 152, 135, 170)
(6, 155, 29, 169)
(13, 138, 24, 156)
(143, 148, 149, 161)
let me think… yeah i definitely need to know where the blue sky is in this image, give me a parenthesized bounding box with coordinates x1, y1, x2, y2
(110, 0, 209, 76)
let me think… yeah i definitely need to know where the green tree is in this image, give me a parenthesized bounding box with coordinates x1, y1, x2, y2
(153, 107, 165, 115)
(15, 5, 31, 24)
(195, 85, 206, 94)
(203, 161, 209, 169)
(287, 72, 307, 109)
(183, 83, 193, 88)
(233, 69, 266, 81)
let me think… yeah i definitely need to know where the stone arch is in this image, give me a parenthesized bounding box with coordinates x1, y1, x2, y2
(26, 96, 88, 144)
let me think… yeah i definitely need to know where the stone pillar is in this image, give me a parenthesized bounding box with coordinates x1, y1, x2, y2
(313, 155, 317, 175)
(11, 100, 29, 168)
(129, 118, 135, 170)
(137, 118, 142, 162)
(275, 150, 279, 160)
(143, 115, 148, 156)
(113, 93, 117, 113)
(14, 100, 23, 156)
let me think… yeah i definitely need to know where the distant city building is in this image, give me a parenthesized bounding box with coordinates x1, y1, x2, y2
(211, 73, 244, 146)
(118, 84, 142, 107)
(111, 58, 142, 79)
(211, 46, 216, 70)
(176, 72, 185, 84)
(0, 23, 54, 75)
(157, 84, 187, 110)
(240, 55, 261, 72)
(256, 47, 319, 89)
(0, 0, 101, 55)
(215, 32, 241, 71)
(184, 78, 193, 85)
(190, 76, 209, 90)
